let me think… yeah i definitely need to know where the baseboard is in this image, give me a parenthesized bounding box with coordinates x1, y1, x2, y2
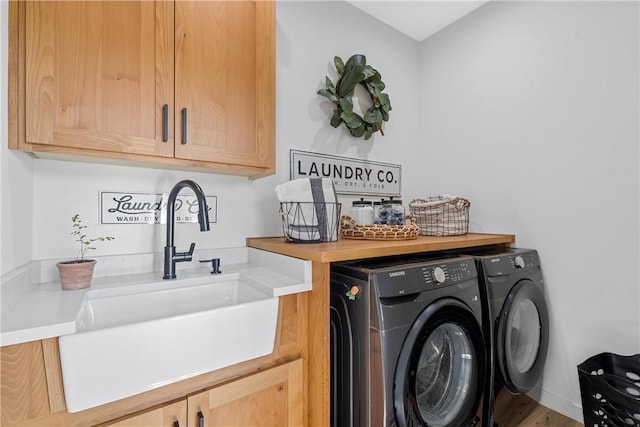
(528, 386, 584, 423)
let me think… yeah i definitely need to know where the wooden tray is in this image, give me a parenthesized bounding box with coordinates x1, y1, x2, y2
(340, 215, 419, 240)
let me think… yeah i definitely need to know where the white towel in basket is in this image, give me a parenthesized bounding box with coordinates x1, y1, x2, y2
(286, 224, 320, 241)
(275, 178, 338, 241)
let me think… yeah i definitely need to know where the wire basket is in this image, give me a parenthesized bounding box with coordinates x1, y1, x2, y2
(279, 202, 341, 243)
(577, 353, 640, 427)
(409, 196, 470, 236)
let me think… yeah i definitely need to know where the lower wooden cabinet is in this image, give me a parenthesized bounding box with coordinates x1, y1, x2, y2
(188, 358, 304, 427)
(99, 359, 304, 427)
(99, 400, 187, 427)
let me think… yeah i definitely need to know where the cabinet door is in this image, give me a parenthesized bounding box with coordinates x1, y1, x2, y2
(174, 1, 275, 170)
(188, 359, 304, 427)
(98, 399, 186, 427)
(25, 1, 174, 157)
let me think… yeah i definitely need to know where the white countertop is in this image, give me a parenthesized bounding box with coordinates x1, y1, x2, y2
(1, 248, 312, 347)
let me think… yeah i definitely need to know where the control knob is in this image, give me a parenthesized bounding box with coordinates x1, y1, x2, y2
(433, 267, 446, 284)
(514, 256, 525, 269)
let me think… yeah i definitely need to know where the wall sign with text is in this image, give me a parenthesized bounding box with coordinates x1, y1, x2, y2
(290, 150, 401, 196)
(100, 192, 217, 225)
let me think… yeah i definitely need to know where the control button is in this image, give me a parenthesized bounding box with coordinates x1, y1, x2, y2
(514, 256, 525, 268)
(433, 267, 446, 284)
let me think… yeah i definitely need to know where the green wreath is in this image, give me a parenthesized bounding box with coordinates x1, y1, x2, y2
(317, 54, 391, 140)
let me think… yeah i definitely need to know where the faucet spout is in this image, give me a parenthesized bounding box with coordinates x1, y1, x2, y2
(163, 180, 210, 279)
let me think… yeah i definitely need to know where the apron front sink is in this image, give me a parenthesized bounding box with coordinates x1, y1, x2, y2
(59, 273, 279, 412)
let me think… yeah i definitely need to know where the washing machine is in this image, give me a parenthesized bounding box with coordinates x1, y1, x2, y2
(330, 253, 487, 427)
(461, 247, 550, 427)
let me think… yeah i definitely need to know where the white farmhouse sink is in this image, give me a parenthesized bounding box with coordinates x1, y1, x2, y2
(59, 273, 279, 413)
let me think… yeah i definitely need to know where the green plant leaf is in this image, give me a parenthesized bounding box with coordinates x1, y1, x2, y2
(369, 79, 386, 92)
(374, 88, 384, 102)
(381, 109, 389, 122)
(325, 76, 336, 92)
(364, 128, 374, 140)
(334, 56, 344, 75)
(381, 94, 391, 112)
(317, 89, 338, 103)
(338, 54, 366, 96)
(362, 65, 376, 80)
(345, 114, 363, 129)
(363, 107, 378, 124)
(340, 110, 354, 123)
(339, 96, 353, 114)
(330, 109, 342, 127)
(350, 123, 366, 137)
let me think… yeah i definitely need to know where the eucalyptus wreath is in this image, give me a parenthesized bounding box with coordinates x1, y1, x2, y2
(317, 54, 391, 140)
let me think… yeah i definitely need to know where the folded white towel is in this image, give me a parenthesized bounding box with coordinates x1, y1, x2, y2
(275, 177, 337, 202)
(287, 224, 321, 241)
(276, 178, 338, 241)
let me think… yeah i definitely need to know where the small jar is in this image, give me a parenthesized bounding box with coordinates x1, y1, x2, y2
(373, 200, 384, 224)
(382, 197, 405, 225)
(350, 198, 374, 225)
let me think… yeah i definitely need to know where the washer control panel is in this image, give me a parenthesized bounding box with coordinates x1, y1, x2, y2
(482, 249, 540, 277)
(360, 256, 479, 298)
(418, 258, 476, 288)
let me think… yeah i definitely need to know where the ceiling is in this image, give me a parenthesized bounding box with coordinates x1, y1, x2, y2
(345, 1, 490, 41)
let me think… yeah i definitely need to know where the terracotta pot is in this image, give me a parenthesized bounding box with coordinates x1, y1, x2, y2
(57, 260, 97, 290)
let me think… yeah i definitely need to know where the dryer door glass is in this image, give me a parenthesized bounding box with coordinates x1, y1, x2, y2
(498, 279, 550, 393)
(506, 298, 540, 373)
(394, 304, 485, 427)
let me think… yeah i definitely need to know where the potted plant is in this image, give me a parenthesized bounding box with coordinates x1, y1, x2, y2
(57, 214, 115, 290)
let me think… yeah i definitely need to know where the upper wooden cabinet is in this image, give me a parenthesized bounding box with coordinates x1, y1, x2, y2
(175, 2, 274, 169)
(9, 1, 275, 178)
(23, 1, 175, 158)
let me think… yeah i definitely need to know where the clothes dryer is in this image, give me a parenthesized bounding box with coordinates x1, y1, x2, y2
(462, 247, 550, 427)
(330, 254, 487, 427)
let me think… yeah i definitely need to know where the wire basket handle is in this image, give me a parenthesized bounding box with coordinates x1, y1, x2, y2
(410, 197, 470, 211)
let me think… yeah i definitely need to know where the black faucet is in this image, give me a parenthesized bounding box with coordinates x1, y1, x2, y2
(163, 180, 210, 279)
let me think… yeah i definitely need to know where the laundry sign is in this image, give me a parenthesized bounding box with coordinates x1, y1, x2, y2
(290, 150, 401, 196)
(100, 192, 217, 225)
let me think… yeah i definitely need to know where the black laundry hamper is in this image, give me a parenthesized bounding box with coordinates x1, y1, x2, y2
(577, 352, 640, 427)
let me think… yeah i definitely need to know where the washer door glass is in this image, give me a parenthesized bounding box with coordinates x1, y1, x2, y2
(415, 323, 474, 426)
(395, 304, 485, 427)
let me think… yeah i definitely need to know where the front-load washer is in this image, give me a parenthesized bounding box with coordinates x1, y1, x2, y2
(330, 254, 487, 427)
(460, 247, 550, 427)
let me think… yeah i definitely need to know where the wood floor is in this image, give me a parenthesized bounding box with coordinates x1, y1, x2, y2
(494, 389, 583, 427)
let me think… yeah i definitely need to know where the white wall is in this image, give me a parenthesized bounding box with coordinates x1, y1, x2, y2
(0, 1, 421, 271)
(0, 1, 34, 274)
(419, 1, 640, 420)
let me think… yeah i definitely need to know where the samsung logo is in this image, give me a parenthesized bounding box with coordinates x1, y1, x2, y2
(389, 271, 406, 277)
(490, 258, 501, 263)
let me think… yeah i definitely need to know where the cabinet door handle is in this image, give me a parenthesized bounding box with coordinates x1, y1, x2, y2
(181, 108, 188, 144)
(197, 410, 204, 427)
(162, 104, 169, 142)
(173, 421, 180, 427)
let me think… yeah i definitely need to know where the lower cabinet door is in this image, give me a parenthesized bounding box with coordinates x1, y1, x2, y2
(100, 399, 187, 427)
(188, 359, 304, 427)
